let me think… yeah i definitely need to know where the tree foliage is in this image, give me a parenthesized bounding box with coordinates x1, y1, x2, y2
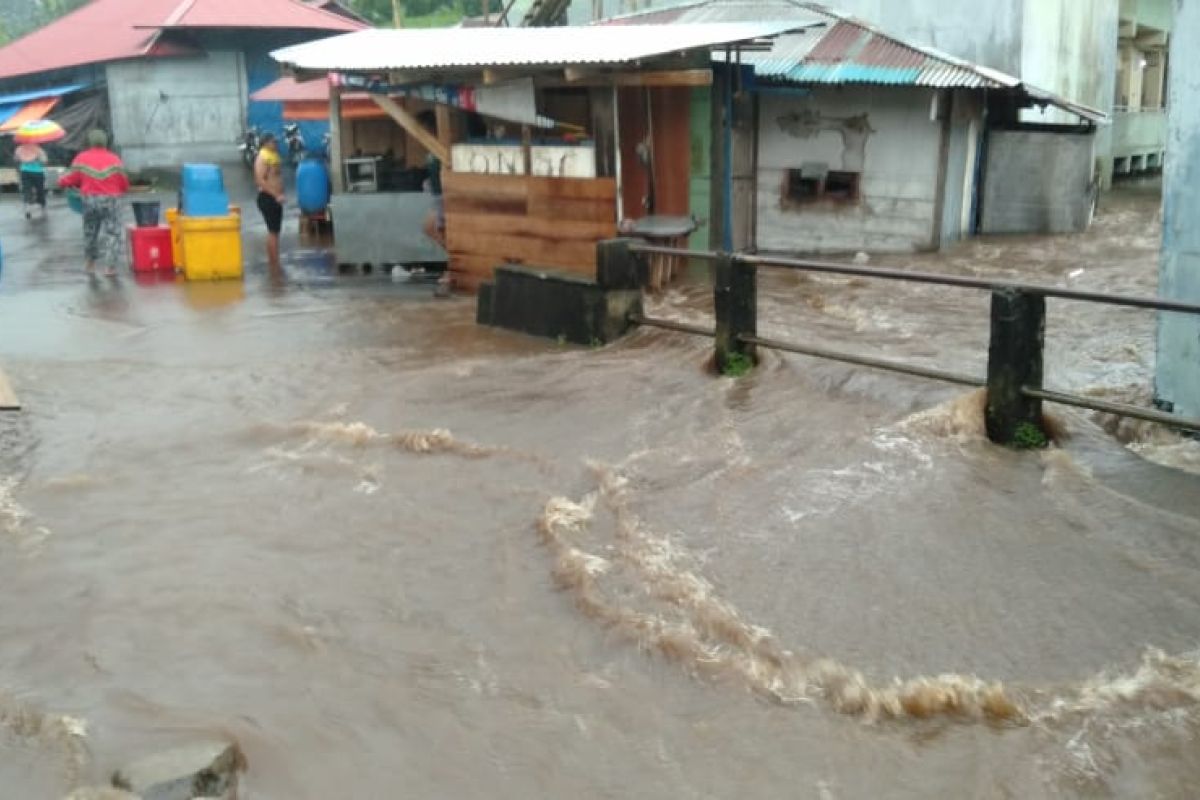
(344, 0, 496, 26)
(0, 0, 90, 43)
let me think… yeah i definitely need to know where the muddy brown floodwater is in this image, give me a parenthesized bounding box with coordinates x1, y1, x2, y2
(1, 181, 1198, 799)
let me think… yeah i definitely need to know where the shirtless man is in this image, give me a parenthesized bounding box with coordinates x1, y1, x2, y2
(254, 133, 285, 273)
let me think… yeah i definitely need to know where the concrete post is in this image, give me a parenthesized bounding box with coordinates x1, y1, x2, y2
(713, 254, 757, 373)
(985, 288, 1046, 445)
(595, 239, 641, 290)
(1157, 0, 1200, 418)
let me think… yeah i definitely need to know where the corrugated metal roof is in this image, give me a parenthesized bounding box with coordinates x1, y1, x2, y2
(601, 0, 1106, 122)
(272, 21, 816, 73)
(599, 0, 822, 26)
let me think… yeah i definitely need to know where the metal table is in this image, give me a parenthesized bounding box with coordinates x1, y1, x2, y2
(621, 215, 698, 291)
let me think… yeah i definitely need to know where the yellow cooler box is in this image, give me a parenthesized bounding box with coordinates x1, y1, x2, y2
(180, 214, 243, 280)
(165, 208, 184, 269)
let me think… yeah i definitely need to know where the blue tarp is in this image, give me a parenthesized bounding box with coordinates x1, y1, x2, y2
(0, 103, 21, 126)
(0, 82, 89, 108)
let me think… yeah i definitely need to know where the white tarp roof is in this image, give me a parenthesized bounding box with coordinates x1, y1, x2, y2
(272, 21, 817, 73)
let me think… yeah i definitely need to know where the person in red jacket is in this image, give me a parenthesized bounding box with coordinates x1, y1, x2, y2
(58, 129, 130, 276)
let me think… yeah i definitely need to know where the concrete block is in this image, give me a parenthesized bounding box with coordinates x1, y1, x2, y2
(112, 740, 244, 800)
(486, 265, 641, 345)
(476, 281, 495, 326)
(594, 239, 642, 290)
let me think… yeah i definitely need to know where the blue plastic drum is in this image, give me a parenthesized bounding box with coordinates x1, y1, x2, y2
(296, 159, 331, 215)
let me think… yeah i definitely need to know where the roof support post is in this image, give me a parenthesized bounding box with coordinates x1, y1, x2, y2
(328, 85, 345, 194)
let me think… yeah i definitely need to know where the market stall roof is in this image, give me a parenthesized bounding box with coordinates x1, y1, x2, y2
(271, 21, 818, 75)
(0, 83, 91, 107)
(0, 83, 89, 131)
(0, 97, 60, 133)
(600, 0, 1107, 123)
(250, 75, 332, 103)
(251, 75, 388, 120)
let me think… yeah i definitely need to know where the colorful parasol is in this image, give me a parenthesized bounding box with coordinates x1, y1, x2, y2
(14, 119, 66, 144)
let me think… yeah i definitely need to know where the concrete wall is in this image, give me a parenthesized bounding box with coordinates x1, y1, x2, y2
(107, 53, 246, 171)
(1156, 0, 1200, 418)
(1019, 0, 1118, 125)
(1113, 109, 1167, 157)
(980, 130, 1095, 234)
(756, 87, 945, 254)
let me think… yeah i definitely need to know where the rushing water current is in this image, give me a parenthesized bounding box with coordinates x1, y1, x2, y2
(1, 182, 1199, 798)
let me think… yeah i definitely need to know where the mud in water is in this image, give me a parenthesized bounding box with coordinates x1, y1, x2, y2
(1, 183, 1199, 798)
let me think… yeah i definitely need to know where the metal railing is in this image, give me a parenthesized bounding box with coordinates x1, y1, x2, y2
(616, 241, 1200, 445)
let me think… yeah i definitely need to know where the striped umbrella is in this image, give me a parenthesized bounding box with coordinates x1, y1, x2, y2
(14, 119, 66, 144)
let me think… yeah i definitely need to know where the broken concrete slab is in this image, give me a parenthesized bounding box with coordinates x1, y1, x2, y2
(111, 740, 244, 800)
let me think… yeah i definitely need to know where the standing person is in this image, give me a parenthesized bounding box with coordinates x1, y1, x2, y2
(254, 132, 285, 274)
(57, 129, 129, 276)
(15, 141, 48, 219)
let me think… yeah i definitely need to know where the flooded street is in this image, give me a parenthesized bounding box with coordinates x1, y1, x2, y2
(1, 181, 1199, 798)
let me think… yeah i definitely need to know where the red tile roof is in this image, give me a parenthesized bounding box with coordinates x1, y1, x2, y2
(153, 0, 366, 30)
(0, 0, 365, 82)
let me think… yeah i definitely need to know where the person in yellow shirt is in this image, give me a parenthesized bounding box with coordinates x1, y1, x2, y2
(254, 133, 285, 274)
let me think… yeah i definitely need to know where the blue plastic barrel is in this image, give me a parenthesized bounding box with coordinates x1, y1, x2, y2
(296, 159, 331, 215)
(181, 163, 229, 218)
(181, 163, 224, 194)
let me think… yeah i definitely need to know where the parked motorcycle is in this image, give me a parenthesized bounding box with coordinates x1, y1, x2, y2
(238, 127, 261, 171)
(284, 123, 305, 167)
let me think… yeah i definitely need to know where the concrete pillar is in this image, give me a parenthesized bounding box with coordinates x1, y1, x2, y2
(985, 289, 1046, 445)
(713, 254, 757, 372)
(1157, 0, 1200, 418)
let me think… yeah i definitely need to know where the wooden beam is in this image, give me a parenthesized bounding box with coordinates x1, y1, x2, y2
(435, 104, 454, 169)
(371, 95, 449, 163)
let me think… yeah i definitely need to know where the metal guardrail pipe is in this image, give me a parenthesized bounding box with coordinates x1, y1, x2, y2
(628, 313, 717, 338)
(1023, 387, 1200, 433)
(627, 244, 1200, 316)
(741, 334, 986, 388)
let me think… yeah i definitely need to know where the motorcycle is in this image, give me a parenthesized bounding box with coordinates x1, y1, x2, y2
(238, 127, 261, 171)
(284, 123, 305, 167)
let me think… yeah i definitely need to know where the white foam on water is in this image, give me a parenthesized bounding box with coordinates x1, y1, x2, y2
(1130, 439, 1200, 476)
(0, 477, 52, 552)
(0, 691, 90, 787)
(538, 463, 1200, 734)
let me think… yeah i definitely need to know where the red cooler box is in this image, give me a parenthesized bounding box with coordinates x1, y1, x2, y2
(127, 225, 174, 272)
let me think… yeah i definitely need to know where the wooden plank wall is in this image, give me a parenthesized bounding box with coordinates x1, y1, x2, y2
(442, 172, 618, 291)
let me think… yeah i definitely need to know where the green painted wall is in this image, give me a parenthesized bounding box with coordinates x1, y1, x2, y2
(688, 86, 712, 251)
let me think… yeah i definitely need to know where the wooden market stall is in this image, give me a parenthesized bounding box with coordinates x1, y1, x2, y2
(270, 22, 804, 291)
